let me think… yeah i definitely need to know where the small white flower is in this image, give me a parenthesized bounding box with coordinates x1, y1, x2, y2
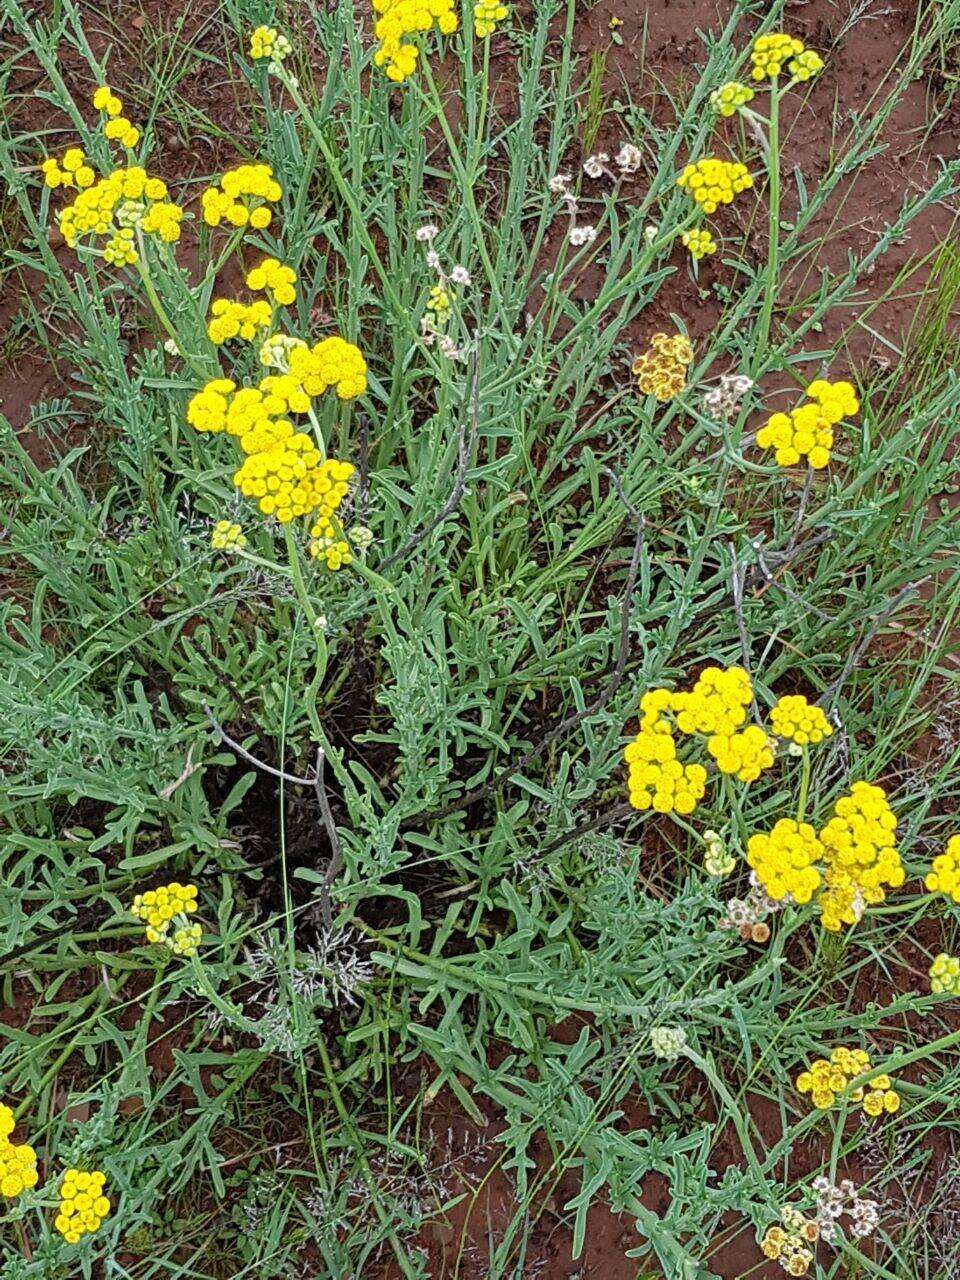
(163, 338, 180, 356)
(644, 223, 659, 243)
(570, 224, 597, 246)
(582, 152, 609, 179)
(415, 224, 439, 242)
(425, 249, 440, 269)
(616, 142, 642, 174)
(450, 265, 471, 286)
(438, 335, 463, 360)
(548, 172, 571, 195)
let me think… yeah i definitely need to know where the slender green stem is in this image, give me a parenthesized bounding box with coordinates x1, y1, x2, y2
(283, 524, 328, 694)
(755, 83, 780, 368)
(796, 748, 811, 823)
(134, 232, 209, 380)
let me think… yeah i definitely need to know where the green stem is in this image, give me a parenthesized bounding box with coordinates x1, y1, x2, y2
(283, 525, 328, 695)
(134, 233, 208, 381)
(796, 748, 811, 823)
(754, 83, 780, 369)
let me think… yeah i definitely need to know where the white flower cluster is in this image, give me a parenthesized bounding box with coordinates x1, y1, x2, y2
(813, 1176, 880, 1244)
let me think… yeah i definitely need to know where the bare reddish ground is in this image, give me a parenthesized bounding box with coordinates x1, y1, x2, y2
(2, 0, 957, 1276)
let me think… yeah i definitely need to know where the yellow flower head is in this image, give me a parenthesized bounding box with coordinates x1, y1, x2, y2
(926, 834, 960, 904)
(474, 0, 508, 36)
(103, 116, 141, 149)
(816, 784, 901, 931)
(930, 952, 960, 995)
(92, 85, 123, 117)
(234, 446, 355, 526)
(55, 166, 181, 253)
(201, 164, 282, 229)
(250, 25, 292, 62)
(372, 0, 459, 82)
(0, 1122, 39, 1199)
(54, 1169, 110, 1243)
(756, 379, 857, 470)
(789, 49, 824, 82)
(750, 32, 805, 81)
(309, 531, 354, 571)
(246, 257, 297, 307)
(131, 882, 199, 944)
(769, 694, 833, 746)
(676, 157, 753, 215)
(669, 665, 752, 736)
(707, 725, 774, 782)
(211, 520, 247, 552)
(207, 299, 273, 345)
(709, 81, 754, 117)
(41, 147, 96, 191)
(681, 227, 717, 260)
(172, 923, 202, 956)
(747, 819, 823, 904)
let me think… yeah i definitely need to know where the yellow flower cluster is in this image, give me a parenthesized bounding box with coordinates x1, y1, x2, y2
(426, 285, 452, 318)
(207, 299, 273, 345)
(710, 81, 754, 117)
(930, 953, 960, 995)
(770, 694, 833, 746)
(372, 0, 458, 82)
(747, 819, 823, 905)
(750, 32, 804, 81)
(104, 227, 137, 266)
(474, 0, 508, 36)
(789, 49, 824, 82)
(624, 667, 776, 814)
(54, 1169, 111, 1243)
(796, 1046, 899, 1117)
(187, 337, 362, 534)
(818, 783, 902, 932)
(249, 25, 292, 61)
(624, 739, 708, 815)
(141, 201, 184, 242)
(171, 923, 202, 956)
(131, 881, 198, 945)
(234, 443, 355, 525)
(681, 228, 716, 260)
(201, 164, 282, 229)
(56, 166, 181, 253)
(104, 116, 141, 148)
(926, 834, 960, 903)
(286, 337, 369, 401)
(676, 158, 753, 215)
(707, 725, 774, 781)
(0, 1105, 38, 1199)
(309, 531, 354, 571)
(211, 520, 247, 552)
(246, 257, 297, 306)
(92, 85, 123, 117)
(42, 147, 95, 190)
(93, 85, 139, 147)
(632, 332, 694, 401)
(671, 665, 752, 736)
(761, 1206, 819, 1277)
(756, 378, 859, 469)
